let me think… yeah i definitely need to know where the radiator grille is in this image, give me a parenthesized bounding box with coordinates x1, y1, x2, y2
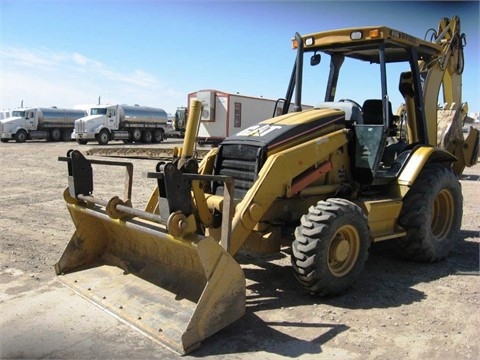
(214, 143, 265, 199)
(75, 121, 84, 133)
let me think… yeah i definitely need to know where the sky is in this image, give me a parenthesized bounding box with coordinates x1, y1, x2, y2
(1, 0, 479, 115)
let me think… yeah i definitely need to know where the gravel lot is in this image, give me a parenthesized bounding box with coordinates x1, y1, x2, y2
(0, 139, 478, 359)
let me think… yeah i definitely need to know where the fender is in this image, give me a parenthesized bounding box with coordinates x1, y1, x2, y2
(397, 146, 457, 187)
(94, 125, 110, 136)
(15, 126, 27, 133)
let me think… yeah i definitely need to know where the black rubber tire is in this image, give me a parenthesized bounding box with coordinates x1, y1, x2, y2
(61, 129, 72, 142)
(0, 138, 8, 143)
(15, 130, 28, 143)
(292, 198, 370, 296)
(142, 130, 153, 144)
(50, 128, 62, 141)
(132, 129, 142, 143)
(153, 129, 163, 143)
(395, 163, 462, 262)
(77, 139, 88, 145)
(97, 129, 110, 145)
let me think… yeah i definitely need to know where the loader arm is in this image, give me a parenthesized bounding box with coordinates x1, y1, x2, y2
(227, 129, 350, 256)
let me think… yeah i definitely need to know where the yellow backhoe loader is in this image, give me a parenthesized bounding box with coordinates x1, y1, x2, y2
(55, 16, 478, 354)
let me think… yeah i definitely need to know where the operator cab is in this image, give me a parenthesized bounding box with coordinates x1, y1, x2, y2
(280, 26, 438, 185)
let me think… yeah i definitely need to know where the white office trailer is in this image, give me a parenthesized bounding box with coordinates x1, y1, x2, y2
(188, 89, 291, 144)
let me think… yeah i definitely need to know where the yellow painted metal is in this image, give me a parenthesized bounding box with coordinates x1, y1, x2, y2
(397, 146, 456, 187)
(178, 99, 202, 168)
(228, 129, 350, 256)
(362, 199, 406, 241)
(55, 200, 245, 355)
(328, 224, 360, 277)
(297, 25, 442, 52)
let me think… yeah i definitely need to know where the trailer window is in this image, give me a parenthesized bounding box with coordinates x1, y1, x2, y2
(234, 102, 241, 127)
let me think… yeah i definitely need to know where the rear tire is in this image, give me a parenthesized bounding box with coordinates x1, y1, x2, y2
(395, 163, 462, 262)
(50, 128, 61, 141)
(142, 130, 153, 143)
(61, 129, 72, 142)
(15, 130, 28, 143)
(77, 139, 88, 145)
(153, 129, 163, 143)
(292, 198, 370, 296)
(132, 129, 142, 143)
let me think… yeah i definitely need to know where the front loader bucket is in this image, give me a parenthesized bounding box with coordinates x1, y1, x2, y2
(55, 202, 246, 354)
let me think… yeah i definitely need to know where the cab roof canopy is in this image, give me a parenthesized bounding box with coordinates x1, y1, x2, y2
(299, 25, 442, 64)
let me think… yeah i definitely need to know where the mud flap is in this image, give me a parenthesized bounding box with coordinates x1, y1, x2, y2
(55, 203, 245, 354)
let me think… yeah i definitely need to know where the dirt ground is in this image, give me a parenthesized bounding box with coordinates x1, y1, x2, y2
(0, 139, 478, 360)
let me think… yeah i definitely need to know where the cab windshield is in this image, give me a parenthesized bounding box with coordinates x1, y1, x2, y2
(90, 108, 107, 115)
(12, 110, 26, 117)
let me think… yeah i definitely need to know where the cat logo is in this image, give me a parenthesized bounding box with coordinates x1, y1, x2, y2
(236, 124, 282, 137)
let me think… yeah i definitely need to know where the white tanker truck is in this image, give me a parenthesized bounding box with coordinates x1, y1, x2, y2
(74, 104, 168, 145)
(0, 107, 86, 143)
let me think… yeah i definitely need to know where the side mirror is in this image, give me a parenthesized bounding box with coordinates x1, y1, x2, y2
(310, 53, 321, 66)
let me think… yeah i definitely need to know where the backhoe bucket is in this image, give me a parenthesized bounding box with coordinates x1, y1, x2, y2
(54, 201, 246, 354)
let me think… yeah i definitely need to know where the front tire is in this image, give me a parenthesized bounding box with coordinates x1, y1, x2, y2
(15, 130, 28, 143)
(395, 163, 462, 262)
(97, 129, 110, 145)
(292, 198, 370, 296)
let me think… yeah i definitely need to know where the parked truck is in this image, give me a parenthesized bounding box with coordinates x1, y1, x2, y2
(0, 110, 11, 120)
(74, 104, 168, 145)
(0, 107, 86, 143)
(164, 106, 188, 138)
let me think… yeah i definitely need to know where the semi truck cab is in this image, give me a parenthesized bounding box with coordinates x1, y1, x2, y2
(0, 109, 29, 142)
(74, 106, 117, 143)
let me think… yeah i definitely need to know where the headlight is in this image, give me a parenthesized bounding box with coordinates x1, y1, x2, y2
(350, 31, 362, 40)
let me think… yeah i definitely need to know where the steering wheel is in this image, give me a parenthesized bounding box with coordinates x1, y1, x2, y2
(339, 98, 363, 111)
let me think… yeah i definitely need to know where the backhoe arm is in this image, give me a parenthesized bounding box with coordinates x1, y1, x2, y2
(420, 16, 478, 173)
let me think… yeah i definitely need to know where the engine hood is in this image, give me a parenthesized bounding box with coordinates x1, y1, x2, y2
(222, 108, 346, 151)
(77, 114, 104, 123)
(1, 116, 22, 124)
(0, 117, 23, 131)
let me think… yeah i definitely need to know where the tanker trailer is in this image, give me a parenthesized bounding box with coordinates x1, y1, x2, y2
(74, 104, 168, 145)
(0, 107, 86, 143)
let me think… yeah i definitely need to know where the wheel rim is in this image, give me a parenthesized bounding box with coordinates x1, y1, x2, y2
(328, 225, 360, 277)
(431, 189, 454, 240)
(133, 130, 142, 141)
(52, 129, 61, 140)
(17, 132, 26, 142)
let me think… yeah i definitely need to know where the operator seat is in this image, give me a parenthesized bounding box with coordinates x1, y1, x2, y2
(362, 99, 394, 126)
(362, 99, 407, 168)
